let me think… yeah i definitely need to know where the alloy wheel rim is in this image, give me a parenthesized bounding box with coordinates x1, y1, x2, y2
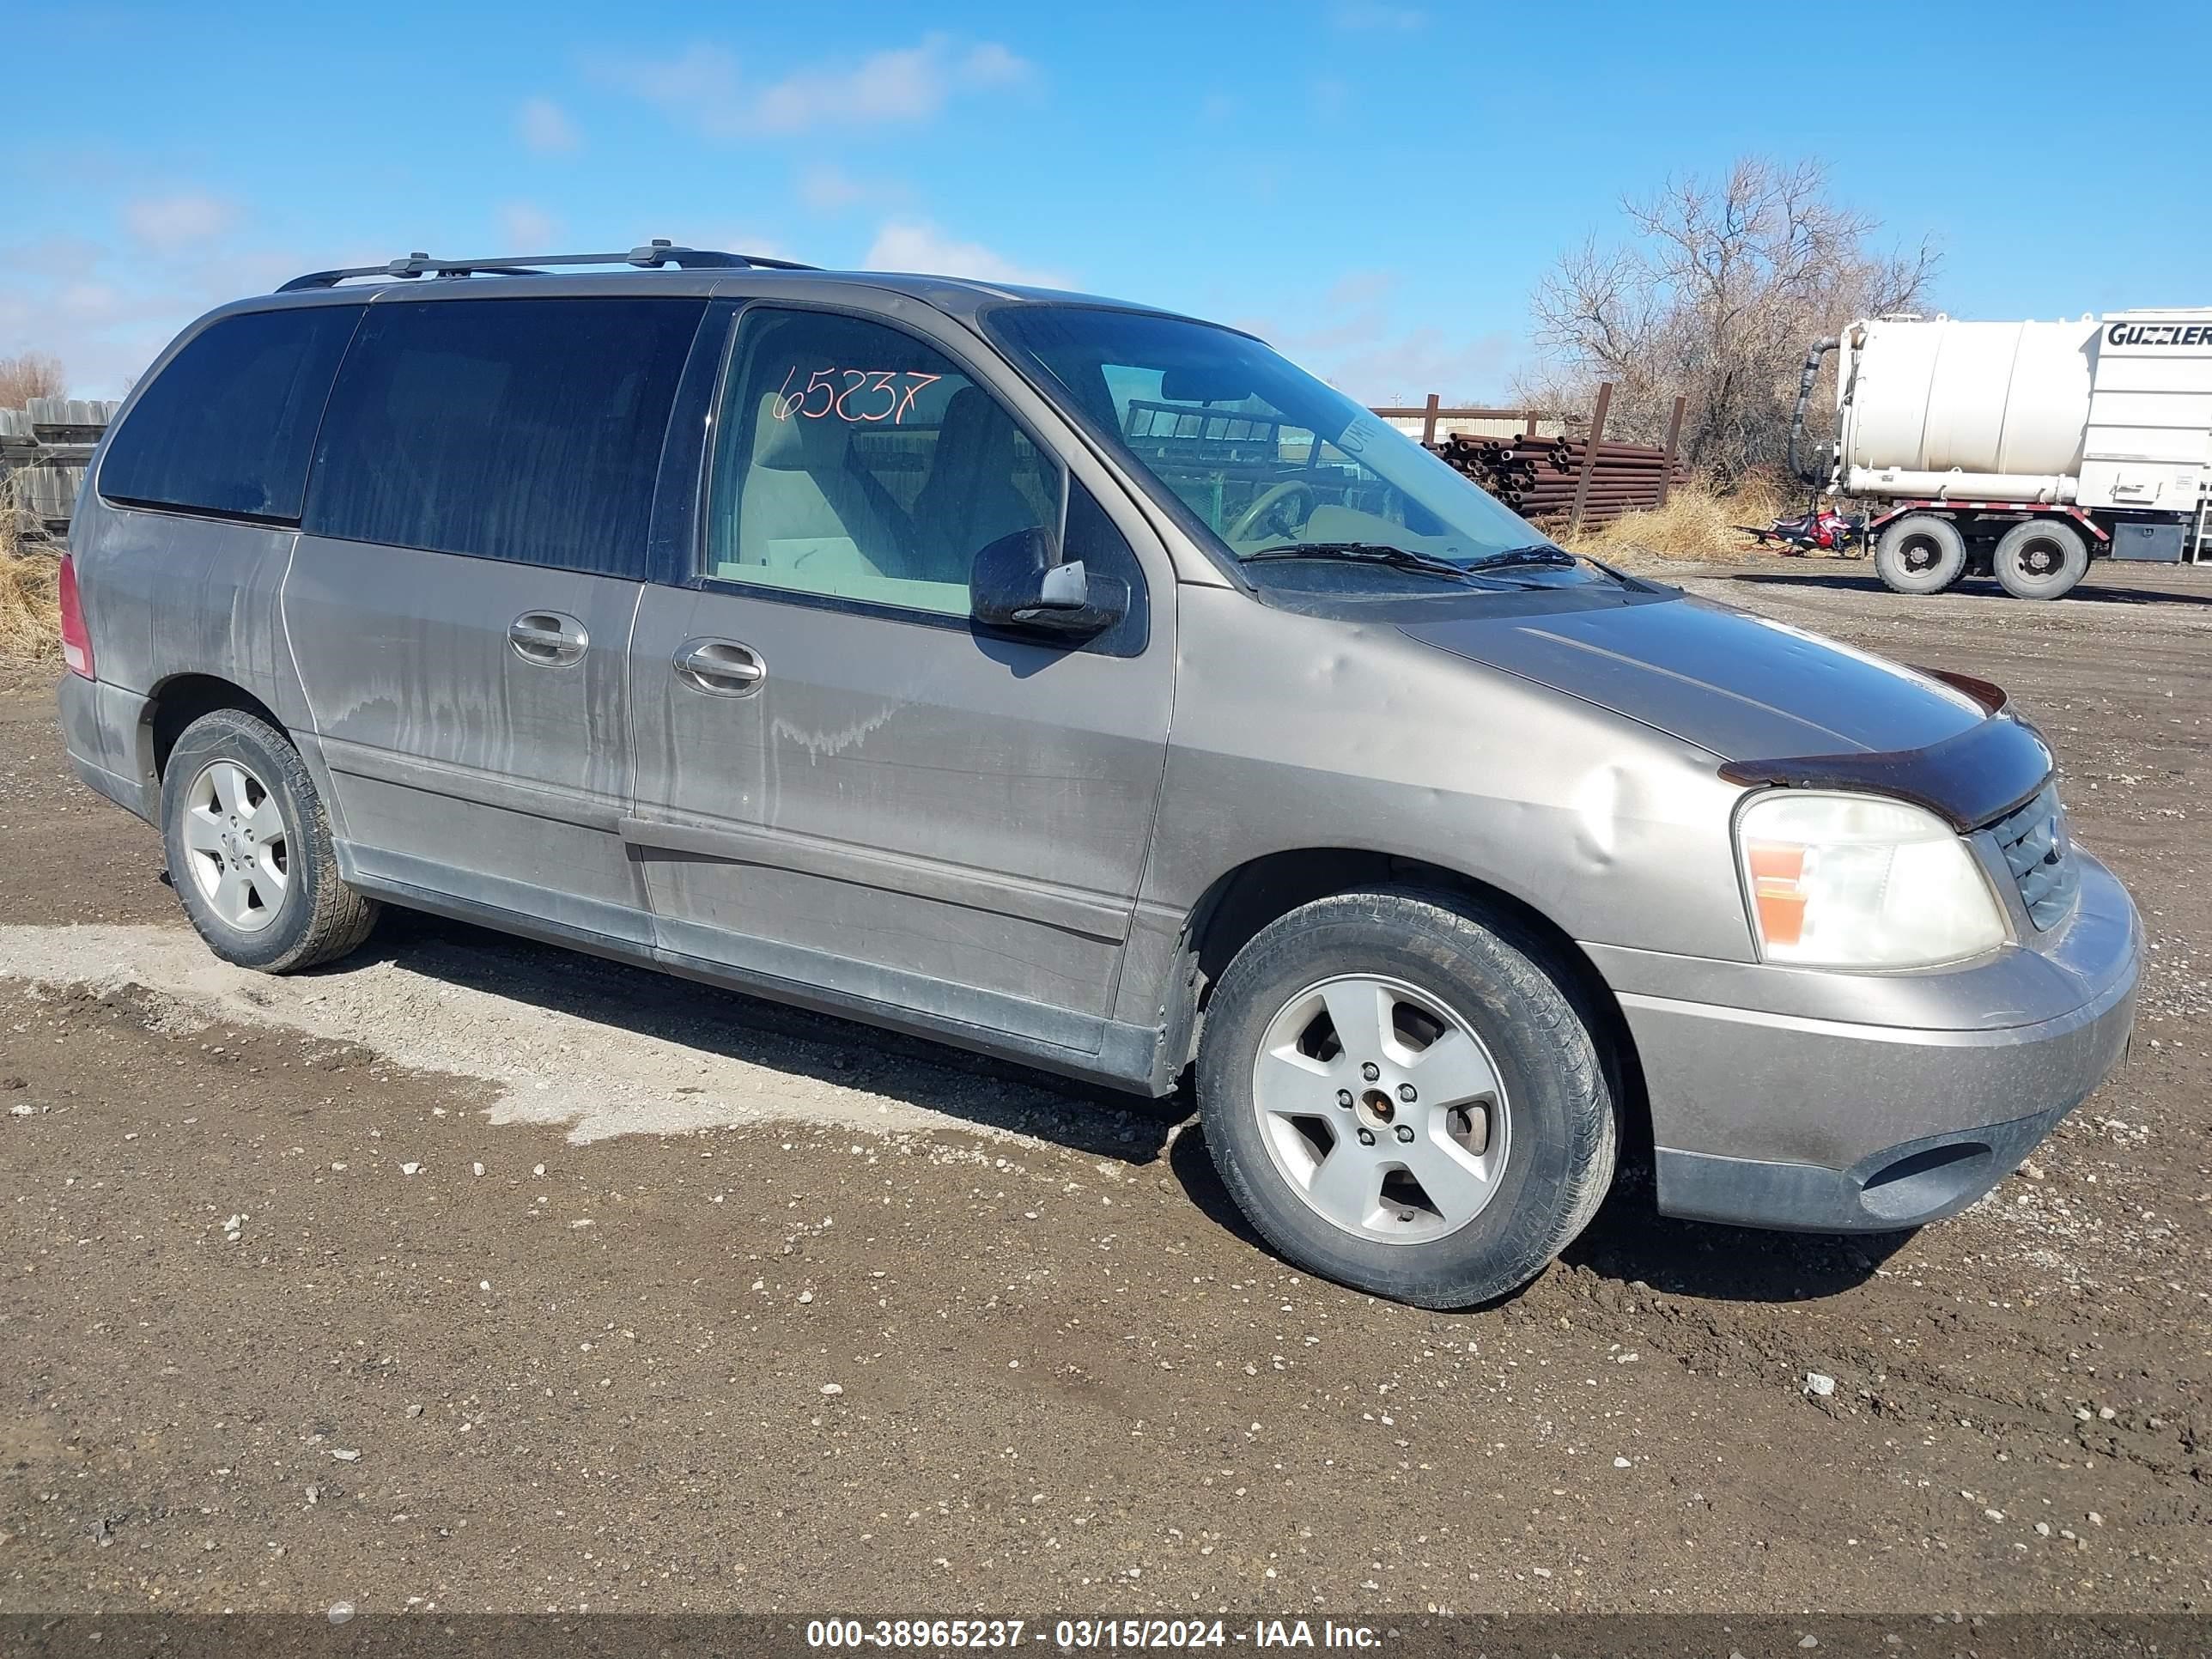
(180, 759, 289, 933)
(1249, 974, 1510, 1244)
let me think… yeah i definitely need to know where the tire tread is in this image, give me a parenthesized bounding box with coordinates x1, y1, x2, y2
(1991, 519, 2088, 601)
(161, 708, 378, 974)
(1874, 514, 1966, 595)
(1197, 886, 1616, 1308)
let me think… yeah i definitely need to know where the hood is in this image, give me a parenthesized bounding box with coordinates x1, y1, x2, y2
(1399, 592, 1988, 761)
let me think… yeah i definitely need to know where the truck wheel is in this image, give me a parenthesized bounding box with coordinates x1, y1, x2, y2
(160, 708, 380, 974)
(1195, 889, 1616, 1309)
(1874, 514, 1966, 594)
(1992, 520, 2088, 600)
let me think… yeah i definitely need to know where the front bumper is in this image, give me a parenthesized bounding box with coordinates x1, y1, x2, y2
(1610, 849, 2139, 1232)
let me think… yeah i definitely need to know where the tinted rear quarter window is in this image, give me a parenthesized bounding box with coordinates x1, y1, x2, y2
(100, 305, 362, 520)
(305, 296, 704, 575)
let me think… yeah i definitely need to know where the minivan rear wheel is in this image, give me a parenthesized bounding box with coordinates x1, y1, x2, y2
(161, 708, 379, 973)
(1195, 890, 1616, 1308)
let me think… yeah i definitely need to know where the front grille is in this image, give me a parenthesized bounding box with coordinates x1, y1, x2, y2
(1987, 782, 2080, 931)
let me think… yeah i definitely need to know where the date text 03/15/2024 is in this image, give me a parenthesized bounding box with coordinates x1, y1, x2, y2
(804, 1620, 1385, 1650)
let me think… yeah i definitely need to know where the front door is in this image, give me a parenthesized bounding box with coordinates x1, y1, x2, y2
(286, 294, 706, 941)
(626, 302, 1175, 1054)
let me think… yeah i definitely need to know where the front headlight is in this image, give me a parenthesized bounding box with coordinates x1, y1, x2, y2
(1735, 792, 2007, 969)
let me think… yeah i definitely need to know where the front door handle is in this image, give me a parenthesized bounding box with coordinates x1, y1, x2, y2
(675, 637, 765, 696)
(509, 611, 588, 666)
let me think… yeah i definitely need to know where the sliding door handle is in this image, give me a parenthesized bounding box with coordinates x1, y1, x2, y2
(676, 638, 765, 696)
(509, 611, 588, 666)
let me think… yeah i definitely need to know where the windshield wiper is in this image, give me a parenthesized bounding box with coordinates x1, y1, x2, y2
(1243, 542, 1482, 582)
(1459, 543, 1579, 572)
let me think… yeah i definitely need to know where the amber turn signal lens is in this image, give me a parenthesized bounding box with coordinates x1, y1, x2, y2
(1745, 842, 1807, 947)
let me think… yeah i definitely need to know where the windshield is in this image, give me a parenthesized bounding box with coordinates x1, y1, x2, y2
(985, 306, 1575, 579)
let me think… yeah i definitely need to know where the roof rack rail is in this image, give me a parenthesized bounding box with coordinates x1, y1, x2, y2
(277, 239, 814, 293)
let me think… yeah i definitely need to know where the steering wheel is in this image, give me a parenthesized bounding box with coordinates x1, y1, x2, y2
(1226, 480, 1316, 544)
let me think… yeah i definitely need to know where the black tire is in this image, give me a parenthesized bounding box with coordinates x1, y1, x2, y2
(1992, 519, 2089, 600)
(1195, 889, 1616, 1308)
(1873, 514, 1966, 594)
(160, 708, 379, 973)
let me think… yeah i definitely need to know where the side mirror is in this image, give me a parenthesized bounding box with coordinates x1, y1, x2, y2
(970, 527, 1127, 637)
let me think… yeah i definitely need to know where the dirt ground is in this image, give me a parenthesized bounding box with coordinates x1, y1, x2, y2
(1, 553, 2207, 1619)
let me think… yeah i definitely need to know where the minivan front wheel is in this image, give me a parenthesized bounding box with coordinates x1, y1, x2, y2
(161, 708, 379, 973)
(1197, 890, 1616, 1308)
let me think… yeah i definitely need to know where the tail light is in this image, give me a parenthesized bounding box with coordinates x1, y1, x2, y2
(58, 552, 94, 679)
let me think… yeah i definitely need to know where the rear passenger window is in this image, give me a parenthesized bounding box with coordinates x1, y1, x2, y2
(100, 305, 361, 521)
(305, 297, 704, 575)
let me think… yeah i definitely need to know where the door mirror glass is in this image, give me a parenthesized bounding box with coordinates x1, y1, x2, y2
(970, 528, 1127, 636)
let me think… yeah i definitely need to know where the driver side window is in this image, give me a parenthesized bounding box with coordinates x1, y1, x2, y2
(705, 308, 1061, 617)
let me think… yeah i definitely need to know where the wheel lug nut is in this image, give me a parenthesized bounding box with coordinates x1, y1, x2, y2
(1397, 1084, 1416, 1103)
(1360, 1062, 1380, 1082)
(1336, 1089, 1354, 1109)
(1395, 1124, 1415, 1144)
(1356, 1127, 1376, 1147)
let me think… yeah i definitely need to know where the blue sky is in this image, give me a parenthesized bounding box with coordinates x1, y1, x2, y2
(7, 0, 2209, 400)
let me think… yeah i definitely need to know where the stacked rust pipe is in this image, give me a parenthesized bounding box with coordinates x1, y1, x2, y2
(1432, 434, 1689, 530)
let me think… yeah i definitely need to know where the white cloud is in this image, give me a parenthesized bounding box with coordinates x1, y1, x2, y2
(0, 237, 313, 398)
(58, 281, 127, 319)
(595, 34, 1033, 140)
(122, 192, 239, 254)
(797, 162, 907, 216)
(595, 42, 745, 137)
(753, 35, 1031, 132)
(1307, 325, 1519, 405)
(958, 42, 1031, 86)
(516, 96, 582, 155)
(862, 220, 1067, 289)
(498, 203, 561, 249)
(1325, 270, 1397, 312)
(798, 163, 867, 212)
(1241, 273, 1519, 405)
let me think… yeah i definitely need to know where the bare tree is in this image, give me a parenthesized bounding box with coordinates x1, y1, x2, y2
(0, 352, 67, 410)
(1519, 158, 1936, 482)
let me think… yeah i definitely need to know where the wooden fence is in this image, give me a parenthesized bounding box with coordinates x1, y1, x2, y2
(1, 399, 118, 540)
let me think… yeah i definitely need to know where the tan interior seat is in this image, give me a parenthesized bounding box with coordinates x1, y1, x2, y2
(910, 386, 1048, 580)
(730, 391, 915, 582)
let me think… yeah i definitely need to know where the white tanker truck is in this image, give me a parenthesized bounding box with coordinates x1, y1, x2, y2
(1790, 311, 2212, 599)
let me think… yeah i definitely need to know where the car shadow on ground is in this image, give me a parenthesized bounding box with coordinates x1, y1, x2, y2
(1559, 1174, 1911, 1304)
(1162, 1121, 1909, 1308)
(346, 908, 1911, 1308)
(340, 907, 1189, 1165)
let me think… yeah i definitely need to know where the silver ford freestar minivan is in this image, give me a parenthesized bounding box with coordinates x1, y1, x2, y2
(56, 242, 2139, 1307)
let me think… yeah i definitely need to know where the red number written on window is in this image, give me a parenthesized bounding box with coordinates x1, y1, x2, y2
(772, 365, 945, 425)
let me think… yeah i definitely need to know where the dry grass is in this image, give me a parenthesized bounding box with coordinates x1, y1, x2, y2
(1562, 473, 1795, 568)
(1, 476, 63, 665)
